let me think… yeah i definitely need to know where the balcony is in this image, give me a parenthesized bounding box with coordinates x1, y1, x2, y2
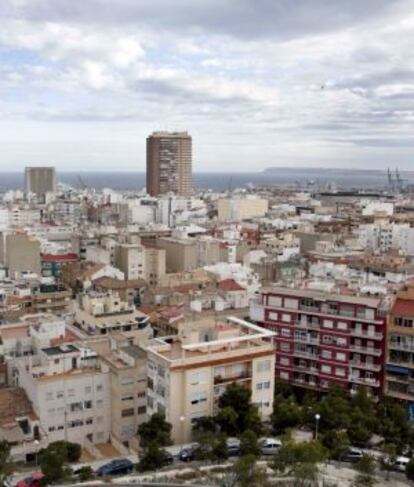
(350, 329, 383, 340)
(349, 376, 380, 388)
(349, 345, 382, 356)
(389, 342, 414, 353)
(295, 320, 321, 330)
(350, 360, 381, 372)
(294, 335, 320, 345)
(214, 370, 252, 385)
(293, 349, 319, 360)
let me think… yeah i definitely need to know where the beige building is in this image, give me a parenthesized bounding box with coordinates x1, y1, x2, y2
(25, 166, 56, 201)
(114, 243, 146, 280)
(4, 233, 41, 278)
(146, 316, 275, 443)
(217, 197, 268, 222)
(9, 342, 111, 448)
(144, 246, 166, 287)
(158, 237, 197, 273)
(74, 290, 151, 337)
(146, 131, 192, 196)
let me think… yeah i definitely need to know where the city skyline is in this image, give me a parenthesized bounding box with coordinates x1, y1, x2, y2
(1, 0, 414, 171)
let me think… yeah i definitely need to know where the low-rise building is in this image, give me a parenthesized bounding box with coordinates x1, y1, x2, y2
(146, 316, 275, 443)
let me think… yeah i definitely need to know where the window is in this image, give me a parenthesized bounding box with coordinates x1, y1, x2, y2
(86, 418, 93, 425)
(324, 320, 333, 329)
(54, 359, 60, 364)
(137, 406, 146, 415)
(321, 364, 332, 374)
(84, 400, 92, 409)
(69, 402, 83, 412)
(67, 388, 75, 397)
(321, 349, 332, 359)
(285, 298, 298, 310)
(280, 342, 290, 352)
(137, 391, 146, 399)
(46, 392, 53, 401)
(97, 399, 103, 408)
(268, 296, 282, 307)
(257, 360, 271, 372)
(336, 352, 346, 362)
(96, 384, 103, 392)
(280, 371, 289, 380)
(322, 335, 333, 344)
(191, 391, 208, 405)
(256, 382, 263, 390)
(85, 386, 92, 394)
(56, 391, 64, 398)
(268, 312, 278, 321)
(122, 408, 135, 418)
(48, 426, 55, 432)
(263, 381, 271, 389)
(122, 394, 134, 402)
(336, 337, 347, 347)
(282, 313, 291, 323)
(191, 371, 208, 385)
(337, 322, 348, 331)
(336, 367, 346, 377)
(280, 357, 290, 366)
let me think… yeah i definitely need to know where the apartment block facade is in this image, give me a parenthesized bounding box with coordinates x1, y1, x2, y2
(250, 287, 386, 396)
(146, 316, 275, 443)
(385, 287, 414, 409)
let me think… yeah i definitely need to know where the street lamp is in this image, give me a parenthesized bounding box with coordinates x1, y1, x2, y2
(34, 440, 40, 468)
(179, 416, 185, 452)
(314, 414, 320, 440)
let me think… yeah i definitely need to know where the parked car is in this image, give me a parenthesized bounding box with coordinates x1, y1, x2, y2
(394, 456, 410, 472)
(341, 447, 363, 463)
(179, 447, 194, 462)
(95, 458, 134, 476)
(226, 438, 241, 457)
(15, 473, 44, 487)
(260, 437, 282, 455)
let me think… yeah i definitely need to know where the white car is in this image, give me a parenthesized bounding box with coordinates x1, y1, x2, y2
(394, 456, 410, 472)
(260, 437, 282, 455)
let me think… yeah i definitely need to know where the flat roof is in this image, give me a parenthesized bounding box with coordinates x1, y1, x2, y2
(42, 344, 79, 356)
(261, 286, 382, 307)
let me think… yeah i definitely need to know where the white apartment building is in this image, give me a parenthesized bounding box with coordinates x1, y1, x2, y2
(146, 316, 275, 443)
(9, 343, 111, 447)
(358, 223, 414, 255)
(74, 290, 151, 336)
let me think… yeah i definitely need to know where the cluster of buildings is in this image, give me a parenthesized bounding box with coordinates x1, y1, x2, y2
(1, 132, 414, 462)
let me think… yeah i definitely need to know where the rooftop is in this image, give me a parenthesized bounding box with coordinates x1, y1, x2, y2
(42, 344, 79, 356)
(262, 285, 383, 308)
(0, 387, 37, 428)
(393, 298, 414, 318)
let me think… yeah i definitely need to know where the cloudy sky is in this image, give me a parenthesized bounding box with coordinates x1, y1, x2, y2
(1, 0, 414, 172)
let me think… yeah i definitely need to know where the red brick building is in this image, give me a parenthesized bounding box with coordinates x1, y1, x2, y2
(250, 286, 386, 396)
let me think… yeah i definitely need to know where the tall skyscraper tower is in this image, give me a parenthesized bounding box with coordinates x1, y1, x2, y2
(146, 131, 192, 196)
(24, 166, 56, 201)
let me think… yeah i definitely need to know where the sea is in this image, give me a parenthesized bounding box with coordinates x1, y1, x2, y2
(0, 169, 411, 193)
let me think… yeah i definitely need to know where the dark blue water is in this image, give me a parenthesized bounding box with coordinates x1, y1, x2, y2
(0, 169, 410, 192)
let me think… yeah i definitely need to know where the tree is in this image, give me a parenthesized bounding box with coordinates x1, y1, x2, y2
(354, 454, 376, 487)
(240, 430, 260, 457)
(0, 441, 14, 487)
(137, 443, 166, 472)
(406, 458, 414, 481)
(272, 397, 302, 434)
(218, 383, 253, 434)
(321, 429, 350, 460)
(39, 448, 71, 485)
(138, 413, 172, 448)
(271, 440, 327, 481)
(380, 443, 397, 481)
(76, 466, 94, 482)
(232, 454, 269, 487)
(216, 407, 239, 436)
(211, 434, 228, 462)
(38, 441, 81, 464)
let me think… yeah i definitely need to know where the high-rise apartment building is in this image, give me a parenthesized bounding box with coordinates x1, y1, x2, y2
(24, 166, 56, 200)
(250, 286, 386, 397)
(146, 131, 192, 196)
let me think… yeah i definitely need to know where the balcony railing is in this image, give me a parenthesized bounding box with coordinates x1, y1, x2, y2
(214, 371, 252, 384)
(350, 360, 381, 372)
(293, 349, 319, 360)
(294, 335, 320, 345)
(349, 376, 380, 387)
(350, 329, 383, 340)
(350, 345, 382, 356)
(295, 320, 321, 330)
